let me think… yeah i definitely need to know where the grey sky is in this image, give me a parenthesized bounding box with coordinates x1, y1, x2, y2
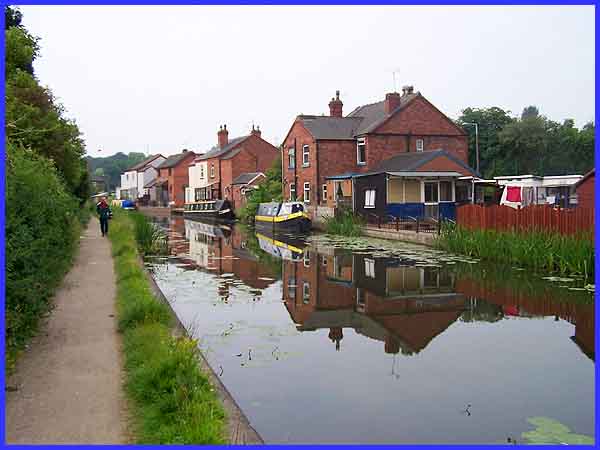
(20, 5, 595, 158)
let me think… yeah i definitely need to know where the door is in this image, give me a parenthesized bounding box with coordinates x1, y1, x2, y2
(424, 181, 439, 218)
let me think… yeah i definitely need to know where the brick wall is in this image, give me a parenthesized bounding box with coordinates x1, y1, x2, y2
(576, 174, 594, 210)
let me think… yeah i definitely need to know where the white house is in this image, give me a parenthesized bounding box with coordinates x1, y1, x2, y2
(120, 154, 166, 200)
(185, 157, 209, 204)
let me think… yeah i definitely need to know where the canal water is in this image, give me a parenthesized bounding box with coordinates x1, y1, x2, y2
(145, 215, 595, 444)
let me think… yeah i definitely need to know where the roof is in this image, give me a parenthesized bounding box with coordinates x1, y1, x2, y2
(298, 116, 363, 140)
(370, 149, 479, 177)
(127, 154, 164, 171)
(325, 172, 360, 180)
(144, 177, 168, 188)
(347, 93, 419, 135)
(157, 151, 195, 169)
(194, 136, 249, 161)
(575, 168, 594, 189)
(231, 172, 265, 185)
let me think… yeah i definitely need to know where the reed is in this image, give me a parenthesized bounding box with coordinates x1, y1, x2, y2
(438, 222, 594, 279)
(324, 208, 364, 237)
(129, 211, 168, 255)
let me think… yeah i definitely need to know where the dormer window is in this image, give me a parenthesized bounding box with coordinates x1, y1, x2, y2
(416, 139, 424, 152)
(357, 138, 366, 165)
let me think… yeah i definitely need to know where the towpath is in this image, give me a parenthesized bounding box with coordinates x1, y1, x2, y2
(5, 219, 127, 444)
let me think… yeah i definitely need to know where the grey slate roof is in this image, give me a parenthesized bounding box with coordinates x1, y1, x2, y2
(127, 154, 164, 171)
(157, 151, 194, 169)
(195, 136, 249, 161)
(298, 116, 363, 140)
(367, 150, 479, 177)
(297, 93, 420, 140)
(231, 172, 264, 185)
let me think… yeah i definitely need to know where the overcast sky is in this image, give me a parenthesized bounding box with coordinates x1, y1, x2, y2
(20, 5, 595, 158)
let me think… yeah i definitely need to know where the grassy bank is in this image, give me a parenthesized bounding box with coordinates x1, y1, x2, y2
(108, 209, 226, 444)
(437, 223, 594, 279)
(324, 208, 364, 237)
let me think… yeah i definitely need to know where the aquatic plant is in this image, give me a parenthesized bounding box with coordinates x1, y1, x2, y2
(324, 208, 365, 237)
(437, 222, 594, 279)
(129, 211, 168, 255)
(521, 417, 594, 444)
(108, 212, 226, 443)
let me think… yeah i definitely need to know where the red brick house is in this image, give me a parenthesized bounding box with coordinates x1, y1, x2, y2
(155, 150, 197, 207)
(575, 168, 595, 210)
(281, 87, 468, 211)
(186, 125, 279, 211)
(231, 172, 266, 211)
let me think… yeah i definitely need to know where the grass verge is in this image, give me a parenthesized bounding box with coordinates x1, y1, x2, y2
(437, 222, 594, 280)
(323, 207, 364, 237)
(108, 209, 226, 444)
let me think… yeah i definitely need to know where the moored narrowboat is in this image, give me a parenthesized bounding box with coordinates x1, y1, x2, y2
(255, 232, 306, 261)
(254, 202, 311, 232)
(183, 199, 235, 221)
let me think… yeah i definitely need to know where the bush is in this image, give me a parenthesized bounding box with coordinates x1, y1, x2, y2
(438, 222, 594, 279)
(5, 144, 80, 371)
(324, 207, 364, 237)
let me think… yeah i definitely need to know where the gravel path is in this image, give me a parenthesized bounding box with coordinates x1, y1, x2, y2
(5, 219, 127, 444)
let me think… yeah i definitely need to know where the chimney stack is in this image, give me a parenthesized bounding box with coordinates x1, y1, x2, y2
(401, 85, 414, 96)
(218, 124, 228, 149)
(328, 90, 343, 117)
(384, 92, 401, 114)
(251, 124, 261, 138)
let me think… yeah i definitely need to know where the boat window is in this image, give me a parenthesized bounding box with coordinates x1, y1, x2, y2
(291, 203, 303, 213)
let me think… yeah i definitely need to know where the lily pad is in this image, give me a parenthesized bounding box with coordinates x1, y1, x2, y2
(521, 417, 594, 445)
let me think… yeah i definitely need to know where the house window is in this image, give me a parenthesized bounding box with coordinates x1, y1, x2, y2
(322, 184, 327, 202)
(440, 181, 452, 201)
(168, 168, 172, 176)
(288, 277, 296, 299)
(288, 148, 296, 169)
(290, 183, 296, 201)
(303, 281, 310, 303)
(210, 164, 215, 178)
(416, 139, 424, 152)
(200, 165, 204, 179)
(302, 145, 310, 166)
(303, 182, 310, 203)
(425, 182, 439, 203)
(303, 250, 310, 267)
(365, 258, 375, 278)
(364, 189, 376, 208)
(321, 255, 328, 266)
(357, 138, 366, 165)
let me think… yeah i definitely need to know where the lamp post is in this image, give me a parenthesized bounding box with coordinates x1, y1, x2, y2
(462, 122, 479, 174)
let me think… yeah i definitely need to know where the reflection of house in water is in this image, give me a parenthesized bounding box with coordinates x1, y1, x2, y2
(282, 250, 467, 355)
(183, 219, 278, 290)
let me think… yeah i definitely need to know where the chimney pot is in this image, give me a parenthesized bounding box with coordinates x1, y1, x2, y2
(218, 124, 229, 148)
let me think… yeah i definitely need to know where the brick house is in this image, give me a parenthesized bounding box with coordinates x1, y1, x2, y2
(186, 125, 279, 211)
(231, 172, 266, 211)
(575, 168, 594, 210)
(281, 87, 468, 214)
(155, 150, 197, 207)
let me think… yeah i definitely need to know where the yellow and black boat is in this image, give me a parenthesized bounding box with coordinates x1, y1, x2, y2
(255, 232, 306, 261)
(254, 202, 311, 233)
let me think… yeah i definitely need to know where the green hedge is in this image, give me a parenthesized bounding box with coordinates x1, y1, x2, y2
(5, 145, 83, 371)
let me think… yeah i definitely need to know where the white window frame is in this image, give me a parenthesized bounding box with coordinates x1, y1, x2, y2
(200, 165, 205, 179)
(303, 182, 310, 203)
(303, 250, 310, 267)
(303, 281, 310, 303)
(210, 164, 215, 178)
(302, 145, 310, 167)
(416, 138, 424, 152)
(357, 138, 366, 165)
(322, 184, 328, 202)
(365, 258, 375, 278)
(364, 189, 376, 208)
(288, 147, 296, 169)
(289, 183, 296, 201)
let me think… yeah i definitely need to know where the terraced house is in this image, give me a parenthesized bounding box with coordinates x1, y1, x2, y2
(186, 125, 279, 212)
(281, 86, 474, 219)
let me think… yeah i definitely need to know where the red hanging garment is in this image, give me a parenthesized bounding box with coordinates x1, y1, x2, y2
(506, 186, 521, 202)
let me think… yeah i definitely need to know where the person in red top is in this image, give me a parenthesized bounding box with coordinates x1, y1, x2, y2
(96, 197, 111, 237)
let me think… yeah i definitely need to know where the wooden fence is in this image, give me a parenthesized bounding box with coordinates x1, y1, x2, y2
(456, 204, 594, 237)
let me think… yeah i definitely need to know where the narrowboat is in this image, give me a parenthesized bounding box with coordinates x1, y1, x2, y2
(254, 202, 311, 232)
(183, 199, 235, 221)
(255, 232, 306, 261)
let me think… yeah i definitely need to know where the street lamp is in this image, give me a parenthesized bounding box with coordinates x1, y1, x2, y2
(462, 122, 479, 174)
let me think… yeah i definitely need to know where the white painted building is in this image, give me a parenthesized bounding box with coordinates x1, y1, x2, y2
(494, 174, 583, 208)
(120, 154, 166, 200)
(185, 158, 209, 203)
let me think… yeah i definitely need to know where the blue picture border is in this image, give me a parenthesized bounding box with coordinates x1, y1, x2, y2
(0, 1, 597, 449)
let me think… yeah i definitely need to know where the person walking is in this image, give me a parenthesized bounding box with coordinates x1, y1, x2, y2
(96, 197, 112, 237)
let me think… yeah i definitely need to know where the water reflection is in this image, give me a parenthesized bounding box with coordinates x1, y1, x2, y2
(146, 216, 594, 443)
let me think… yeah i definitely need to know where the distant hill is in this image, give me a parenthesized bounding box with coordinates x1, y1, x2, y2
(86, 152, 147, 191)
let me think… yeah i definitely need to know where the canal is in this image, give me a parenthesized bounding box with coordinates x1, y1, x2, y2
(145, 214, 595, 444)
